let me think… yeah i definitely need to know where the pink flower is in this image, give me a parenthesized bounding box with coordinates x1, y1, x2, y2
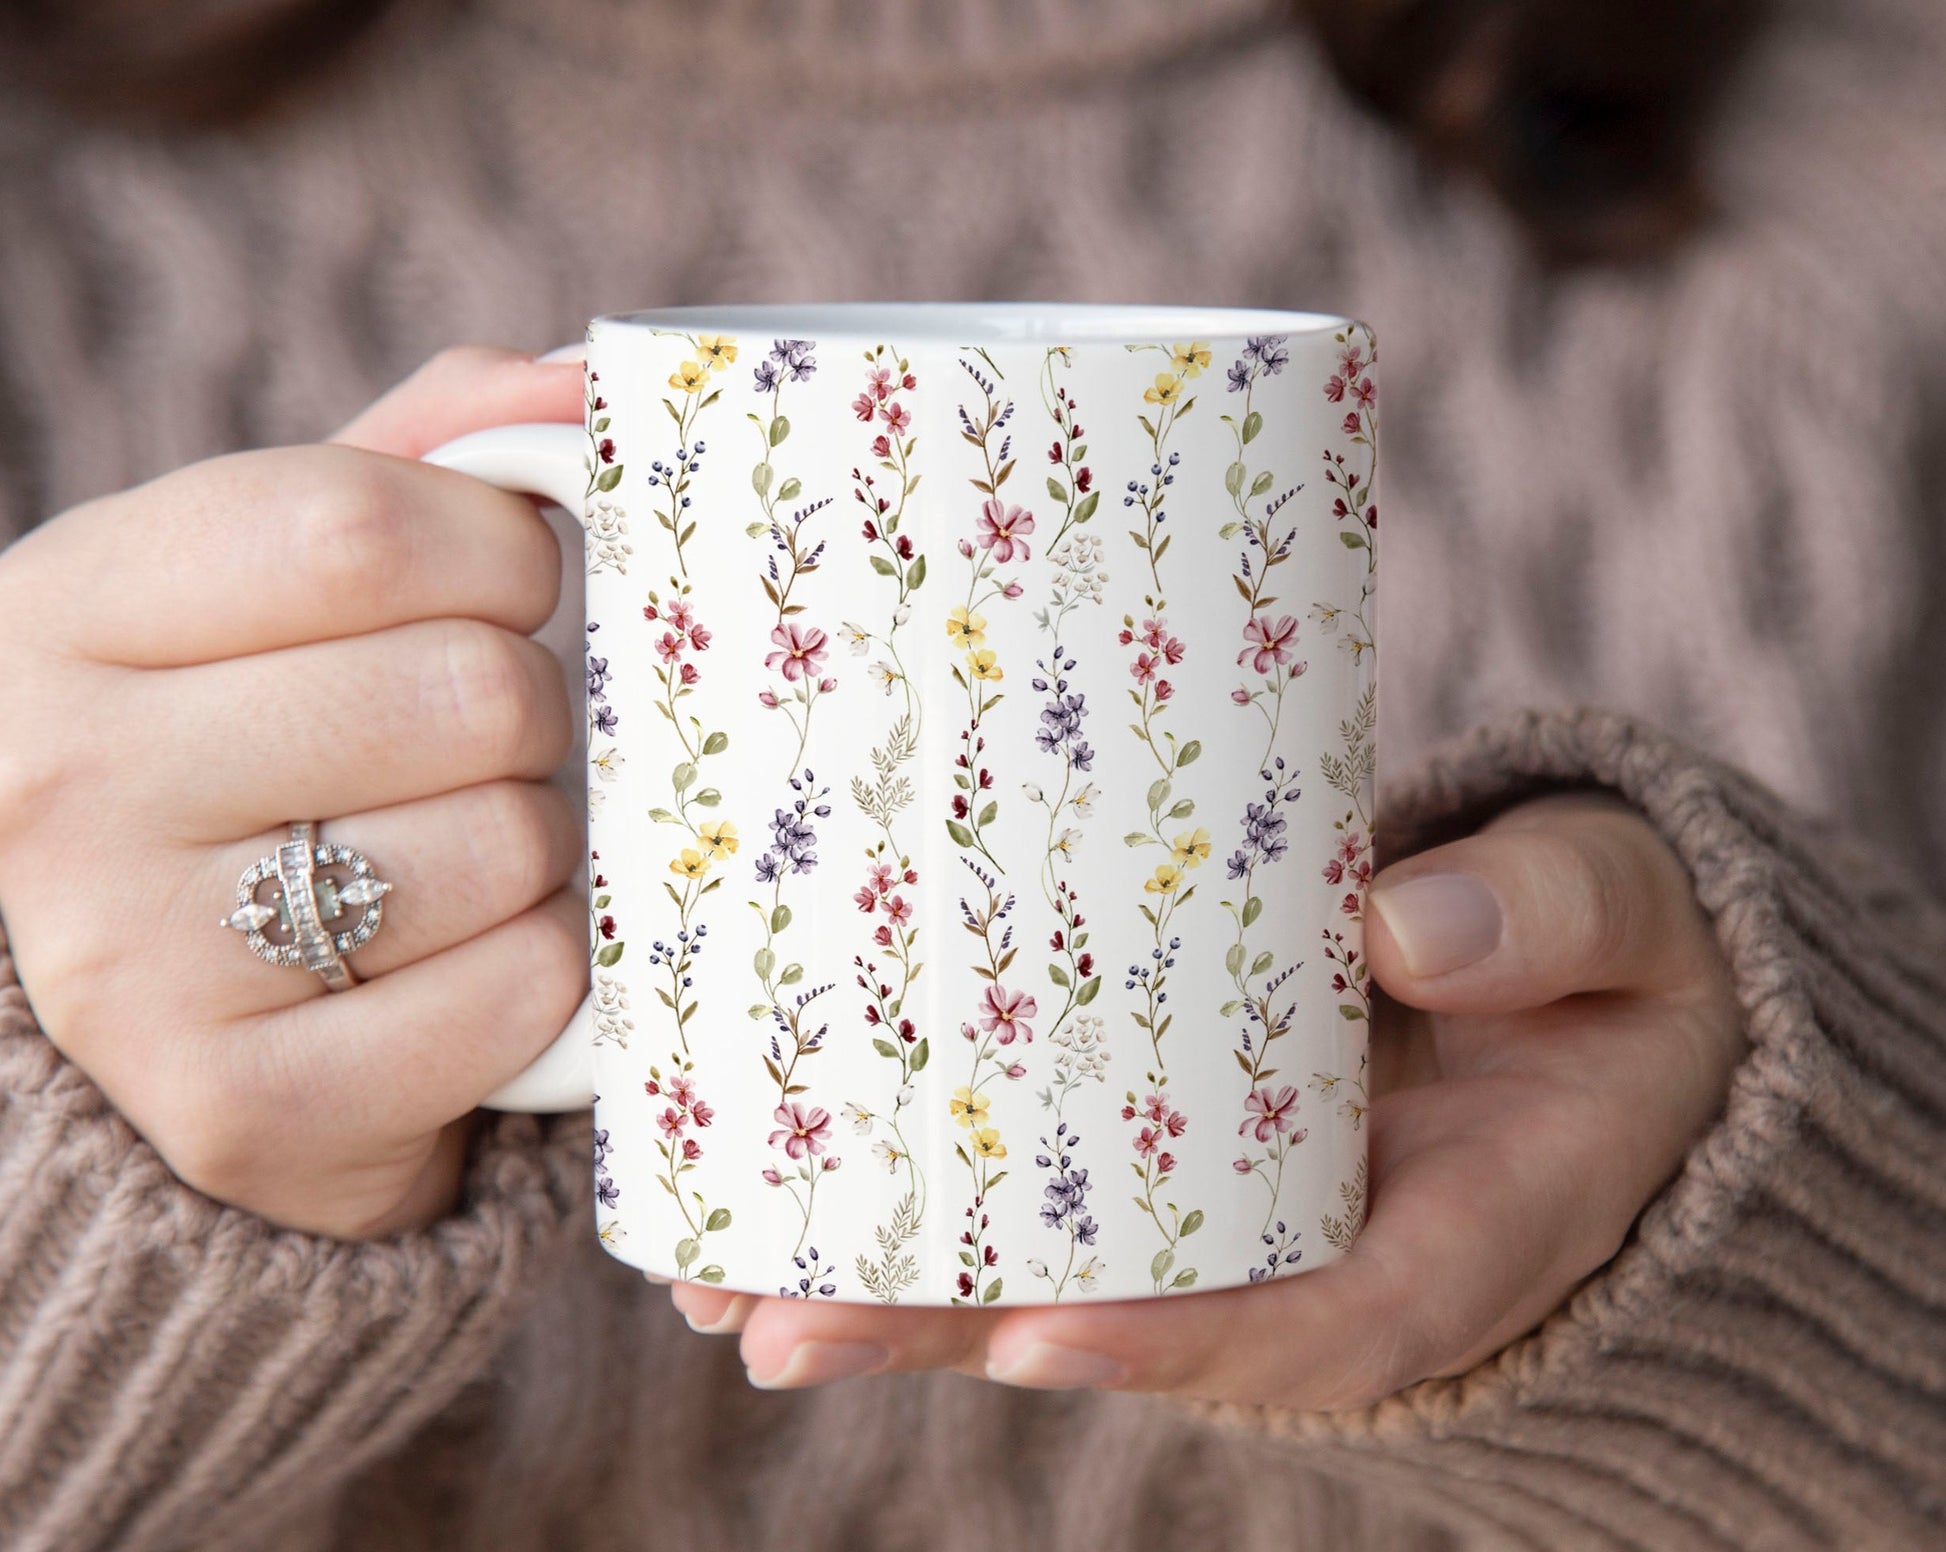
(1337, 834, 1365, 863)
(689, 1098, 714, 1128)
(1231, 688, 1252, 705)
(855, 885, 880, 912)
(1131, 651, 1160, 684)
(657, 1107, 686, 1139)
(757, 689, 779, 708)
(979, 983, 1039, 1044)
(867, 366, 894, 401)
(1324, 374, 1349, 403)
(1353, 376, 1376, 410)
(1001, 580, 1025, 599)
(1135, 1125, 1164, 1158)
(667, 1075, 695, 1107)
(679, 662, 700, 687)
(975, 497, 1036, 562)
(852, 392, 877, 421)
(817, 675, 838, 693)
(872, 924, 893, 947)
(821, 1156, 842, 1172)
(665, 601, 694, 632)
(1342, 412, 1362, 436)
(768, 1101, 833, 1160)
(871, 435, 892, 458)
(1233, 1156, 1254, 1174)
(880, 401, 911, 435)
(960, 1020, 979, 1043)
(1338, 346, 1365, 378)
(1154, 680, 1174, 702)
(1002, 1061, 1027, 1080)
(1323, 858, 1345, 885)
(1341, 891, 1362, 917)
(868, 862, 897, 894)
(1237, 614, 1298, 674)
(1157, 1151, 1177, 1175)
(765, 621, 830, 682)
(762, 1167, 784, 1185)
(957, 537, 975, 558)
(681, 1137, 702, 1161)
(656, 631, 686, 662)
(1239, 1084, 1300, 1142)
(688, 624, 711, 652)
(884, 894, 913, 925)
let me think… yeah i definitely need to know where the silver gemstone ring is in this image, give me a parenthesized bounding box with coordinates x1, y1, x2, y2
(221, 821, 393, 991)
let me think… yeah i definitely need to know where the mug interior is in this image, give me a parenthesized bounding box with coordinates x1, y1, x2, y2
(596, 301, 1353, 343)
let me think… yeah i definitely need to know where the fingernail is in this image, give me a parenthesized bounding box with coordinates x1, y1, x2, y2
(1370, 871, 1503, 977)
(985, 1342, 1128, 1390)
(534, 342, 587, 364)
(642, 1270, 673, 1285)
(746, 1340, 889, 1390)
(683, 1296, 751, 1336)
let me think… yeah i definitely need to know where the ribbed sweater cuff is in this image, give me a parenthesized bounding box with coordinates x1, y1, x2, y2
(0, 947, 591, 1552)
(1166, 707, 1946, 1551)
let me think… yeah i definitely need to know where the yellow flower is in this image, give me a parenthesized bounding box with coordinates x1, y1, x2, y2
(669, 848, 711, 880)
(1144, 863, 1183, 895)
(698, 821, 739, 858)
(668, 359, 711, 394)
(1169, 341, 1212, 378)
(967, 649, 1003, 682)
(970, 1127, 1007, 1161)
(946, 606, 987, 648)
(694, 334, 738, 371)
(1171, 827, 1211, 868)
(1142, 371, 1183, 406)
(950, 1085, 990, 1129)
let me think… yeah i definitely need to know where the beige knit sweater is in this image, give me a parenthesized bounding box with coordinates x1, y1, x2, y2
(2, 1, 1943, 1549)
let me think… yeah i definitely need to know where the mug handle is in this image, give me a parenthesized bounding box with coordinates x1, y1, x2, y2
(423, 422, 597, 1112)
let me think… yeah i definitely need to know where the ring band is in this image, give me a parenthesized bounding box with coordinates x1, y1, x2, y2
(222, 821, 394, 991)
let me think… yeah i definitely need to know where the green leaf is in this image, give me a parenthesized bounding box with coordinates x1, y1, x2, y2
(1219, 999, 1243, 1017)
(595, 465, 623, 492)
(593, 416, 611, 433)
(946, 819, 976, 848)
(1167, 799, 1195, 819)
(1339, 531, 1368, 550)
(1124, 831, 1150, 847)
(1074, 490, 1099, 523)
(692, 788, 721, 807)
(672, 762, 697, 792)
(1250, 469, 1274, 497)
(959, 1250, 976, 1266)
(1146, 777, 1172, 812)
(1048, 963, 1071, 989)
(1340, 1004, 1366, 1020)
(1225, 942, 1245, 976)
(593, 893, 612, 909)
(765, 477, 797, 506)
(869, 555, 898, 577)
(754, 946, 776, 979)
(747, 1003, 769, 1019)
(771, 903, 792, 933)
(1150, 1248, 1175, 1283)
(1176, 740, 1202, 767)
(674, 1237, 699, 1268)
(702, 730, 729, 755)
(769, 415, 790, 447)
(595, 941, 624, 967)
(779, 964, 803, 986)
(697, 1265, 727, 1283)
(1251, 951, 1275, 977)
(1224, 460, 1246, 498)
(647, 807, 676, 823)
(1179, 1209, 1205, 1237)
(705, 1207, 732, 1232)
(1242, 895, 1263, 928)
(752, 461, 774, 495)
(910, 1038, 930, 1072)
(981, 1278, 1003, 1304)
(976, 800, 998, 828)
(985, 1171, 1007, 1190)
(1170, 1269, 1199, 1289)
(1076, 975, 1101, 1007)
(907, 554, 927, 589)
(1048, 476, 1068, 504)
(873, 1037, 900, 1059)
(1242, 409, 1263, 445)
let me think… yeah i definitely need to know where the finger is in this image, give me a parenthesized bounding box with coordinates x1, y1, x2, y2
(1365, 791, 1715, 1013)
(199, 779, 583, 1013)
(137, 617, 573, 838)
(667, 1285, 756, 1335)
(330, 345, 583, 458)
(49, 442, 564, 666)
(736, 1297, 998, 1390)
(226, 883, 589, 1142)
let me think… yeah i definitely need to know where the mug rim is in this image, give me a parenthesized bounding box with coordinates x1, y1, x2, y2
(593, 300, 1359, 345)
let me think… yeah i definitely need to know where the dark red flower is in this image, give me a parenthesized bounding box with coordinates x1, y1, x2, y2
(598, 438, 616, 463)
(598, 914, 617, 940)
(1075, 467, 1093, 493)
(952, 794, 969, 819)
(957, 1271, 975, 1297)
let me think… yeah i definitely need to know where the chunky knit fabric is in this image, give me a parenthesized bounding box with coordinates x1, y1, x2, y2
(1, 1, 1943, 1548)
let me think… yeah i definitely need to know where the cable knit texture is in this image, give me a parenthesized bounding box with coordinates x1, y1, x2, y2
(1, 0, 1943, 1548)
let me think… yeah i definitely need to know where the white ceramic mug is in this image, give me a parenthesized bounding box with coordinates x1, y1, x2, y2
(428, 303, 1378, 1305)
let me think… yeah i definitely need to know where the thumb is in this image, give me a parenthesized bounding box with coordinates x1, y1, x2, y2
(1366, 791, 1712, 1013)
(329, 345, 585, 459)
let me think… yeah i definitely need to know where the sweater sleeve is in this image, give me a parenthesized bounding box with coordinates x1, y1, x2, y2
(0, 929, 594, 1552)
(1159, 707, 1946, 1552)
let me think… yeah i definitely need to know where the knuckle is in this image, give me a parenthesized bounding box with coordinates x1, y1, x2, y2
(418, 344, 519, 387)
(466, 781, 572, 910)
(288, 448, 414, 600)
(509, 894, 587, 1003)
(151, 1063, 272, 1202)
(425, 621, 551, 770)
(1533, 828, 1643, 980)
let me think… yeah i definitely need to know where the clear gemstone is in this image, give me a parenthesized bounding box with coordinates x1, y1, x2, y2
(338, 878, 392, 907)
(225, 902, 276, 932)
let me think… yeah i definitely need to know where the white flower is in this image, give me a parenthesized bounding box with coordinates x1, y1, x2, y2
(1309, 602, 1342, 635)
(1338, 1097, 1368, 1129)
(1072, 783, 1100, 818)
(591, 746, 626, 782)
(1310, 1072, 1340, 1095)
(895, 1083, 915, 1108)
(1052, 827, 1082, 859)
(892, 603, 912, 627)
(871, 660, 900, 695)
(586, 785, 608, 816)
(872, 1138, 903, 1172)
(841, 621, 872, 655)
(1026, 1257, 1050, 1278)
(1338, 633, 1370, 664)
(1021, 782, 1044, 804)
(592, 972, 633, 1047)
(842, 1101, 874, 1134)
(1074, 1255, 1103, 1291)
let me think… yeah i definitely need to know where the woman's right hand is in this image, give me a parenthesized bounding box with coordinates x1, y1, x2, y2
(0, 348, 589, 1238)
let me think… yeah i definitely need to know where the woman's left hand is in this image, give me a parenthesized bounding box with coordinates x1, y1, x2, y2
(662, 791, 1745, 1403)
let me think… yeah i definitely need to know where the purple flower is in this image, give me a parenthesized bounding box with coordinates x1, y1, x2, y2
(592, 704, 619, 736)
(753, 359, 781, 392)
(1244, 334, 1290, 374)
(592, 1128, 611, 1167)
(587, 656, 610, 698)
(1227, 360, 1251, 393)
(595, 1172, 620, 1209)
